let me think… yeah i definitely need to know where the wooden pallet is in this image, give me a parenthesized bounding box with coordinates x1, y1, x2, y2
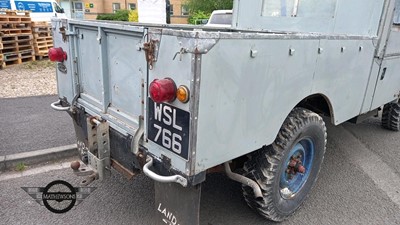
(32, 26, 51, 33)
(31, 21, 50, 26)
(31, 21, 53, 59)
(35, 55, 48, 60)
(0, 28, 32, 35)
(0, 34, 33, 41)
(0, 21, 31, 29)
(33, 32, 52, 38)
(0, 17, 31, 23)
(2, 50, 35, 67)
(0, 33, 33, 55)
(0, 10, 30, 17)
(34, 39, 53, 46)
(34, 36, 52, 42)
(35, 49, 51, 58)
(0, 55, 3, 68)
(0, 10, 31, 26)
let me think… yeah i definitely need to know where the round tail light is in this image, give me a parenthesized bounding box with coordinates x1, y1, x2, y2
(48, 47, 67, 62)
(149, 78, 176, 103)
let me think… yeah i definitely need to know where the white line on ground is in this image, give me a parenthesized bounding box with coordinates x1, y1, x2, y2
(332, 125, 400, 208)
(0, 161, 71, 181)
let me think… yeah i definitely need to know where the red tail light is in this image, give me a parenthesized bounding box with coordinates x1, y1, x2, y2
(48, 47, 67, 62)
(149, 78, 176, 103)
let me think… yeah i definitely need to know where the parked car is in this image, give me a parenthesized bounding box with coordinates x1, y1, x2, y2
(1, 0, 66, 21)
(204, 9, 232, 27)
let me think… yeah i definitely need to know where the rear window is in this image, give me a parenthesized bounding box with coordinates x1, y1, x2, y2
(394, 0, 400, 24)
(210, 13, 232, 25)
(262, 0, 337, 18)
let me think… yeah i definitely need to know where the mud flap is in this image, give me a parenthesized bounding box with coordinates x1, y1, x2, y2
(154, 181, 201, 225)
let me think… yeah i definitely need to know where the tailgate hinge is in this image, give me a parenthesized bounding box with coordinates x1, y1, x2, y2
(59, 26, 77, 42)
(143, 39, 158, 70)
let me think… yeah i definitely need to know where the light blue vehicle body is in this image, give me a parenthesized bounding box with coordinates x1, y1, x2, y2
(52, 0, 400, 180)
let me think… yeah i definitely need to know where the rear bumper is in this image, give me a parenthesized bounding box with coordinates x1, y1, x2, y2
(68, 104, 205, 186)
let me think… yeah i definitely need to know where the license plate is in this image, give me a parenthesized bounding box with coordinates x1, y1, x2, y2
(148, 98, 190, 160)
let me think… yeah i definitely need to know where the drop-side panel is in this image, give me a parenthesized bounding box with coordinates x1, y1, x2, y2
(106, 31, 146, 127)
(75, 27, 103, 108)
(195, 38, 320, 174)
(195, 35, 376, 174)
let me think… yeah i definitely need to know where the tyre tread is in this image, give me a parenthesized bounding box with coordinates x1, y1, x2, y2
(241, 108, 327, 222)
(382, 102, 400, 131)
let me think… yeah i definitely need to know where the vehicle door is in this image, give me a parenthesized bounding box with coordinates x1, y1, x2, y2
(371, 0, 400, 108)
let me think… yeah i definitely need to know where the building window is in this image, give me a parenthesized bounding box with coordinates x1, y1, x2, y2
(181, 5, 189, 16)
(169, 4, 174, 15)
(112, 3, 121, 13)
(128, 3, 136, 10)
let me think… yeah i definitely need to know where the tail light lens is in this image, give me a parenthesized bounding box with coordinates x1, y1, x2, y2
(149, 78, 176, 103)
(48, 47, 67, 62)
(176, 85, 190, 103)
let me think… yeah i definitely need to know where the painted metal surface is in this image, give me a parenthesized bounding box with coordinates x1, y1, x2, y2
(71, 22, 146, 134)
(385, 28, 400, 56)
(52, 19, 75, 103)
(53, 0, 400, 177)
(233, 0, 385, 36)
(145, 33, 198, 174)
(371, 57, 400, 109)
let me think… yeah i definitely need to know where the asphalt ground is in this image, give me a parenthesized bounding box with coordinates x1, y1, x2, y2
(0, 95, 75, 156)
(1, 117, 400, 225)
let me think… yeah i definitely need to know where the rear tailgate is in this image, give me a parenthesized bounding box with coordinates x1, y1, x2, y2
(70, 20, 146, 134)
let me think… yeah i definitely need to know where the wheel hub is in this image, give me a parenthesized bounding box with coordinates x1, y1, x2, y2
(286, 156, 306, 179)
(280, 138, 314, 200)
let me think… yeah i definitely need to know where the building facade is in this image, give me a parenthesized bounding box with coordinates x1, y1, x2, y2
(57, 0, 188, 24)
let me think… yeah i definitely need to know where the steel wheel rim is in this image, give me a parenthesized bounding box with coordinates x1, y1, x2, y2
(279, 138, 314, 200)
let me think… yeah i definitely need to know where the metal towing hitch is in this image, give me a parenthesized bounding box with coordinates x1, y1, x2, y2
(71, 117, 111, 186)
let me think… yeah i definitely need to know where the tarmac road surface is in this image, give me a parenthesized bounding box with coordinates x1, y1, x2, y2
(0, 95, 75, 156)
(1, 117, 400, 225)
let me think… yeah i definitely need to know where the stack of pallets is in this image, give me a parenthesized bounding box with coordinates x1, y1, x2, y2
(0, 10, 35, 69)
(31, 21, 53, 60)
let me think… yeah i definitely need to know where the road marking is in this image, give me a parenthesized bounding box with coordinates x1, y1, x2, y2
(0, 162, 71, 181)
(330, 125, 400, 208)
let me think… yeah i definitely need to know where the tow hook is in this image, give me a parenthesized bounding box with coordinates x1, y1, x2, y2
(70, 161, 98, 186)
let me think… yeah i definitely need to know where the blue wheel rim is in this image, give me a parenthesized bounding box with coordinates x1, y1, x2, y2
(279, 138, 314, 199)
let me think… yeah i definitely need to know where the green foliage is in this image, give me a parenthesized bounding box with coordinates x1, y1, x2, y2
(97, 10, 130, 21)
(16, 162, 26, 171)
(185, 0, 233, 24)
(129, 9, 139, 22)
(188, 11, 211, 25)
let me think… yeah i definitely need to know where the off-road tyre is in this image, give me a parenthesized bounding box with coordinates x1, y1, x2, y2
(242, 108, 327, 222)
(382, 102, 400, 131)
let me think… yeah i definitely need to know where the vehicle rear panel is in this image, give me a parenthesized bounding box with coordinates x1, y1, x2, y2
(71, 20, 146, 133)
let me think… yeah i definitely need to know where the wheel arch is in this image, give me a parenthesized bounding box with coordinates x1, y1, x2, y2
(295, 93, 335, 125)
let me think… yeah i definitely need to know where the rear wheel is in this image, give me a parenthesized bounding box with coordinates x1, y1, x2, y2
(382, 102, 400, 131)
(242, 108, 327, 221)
